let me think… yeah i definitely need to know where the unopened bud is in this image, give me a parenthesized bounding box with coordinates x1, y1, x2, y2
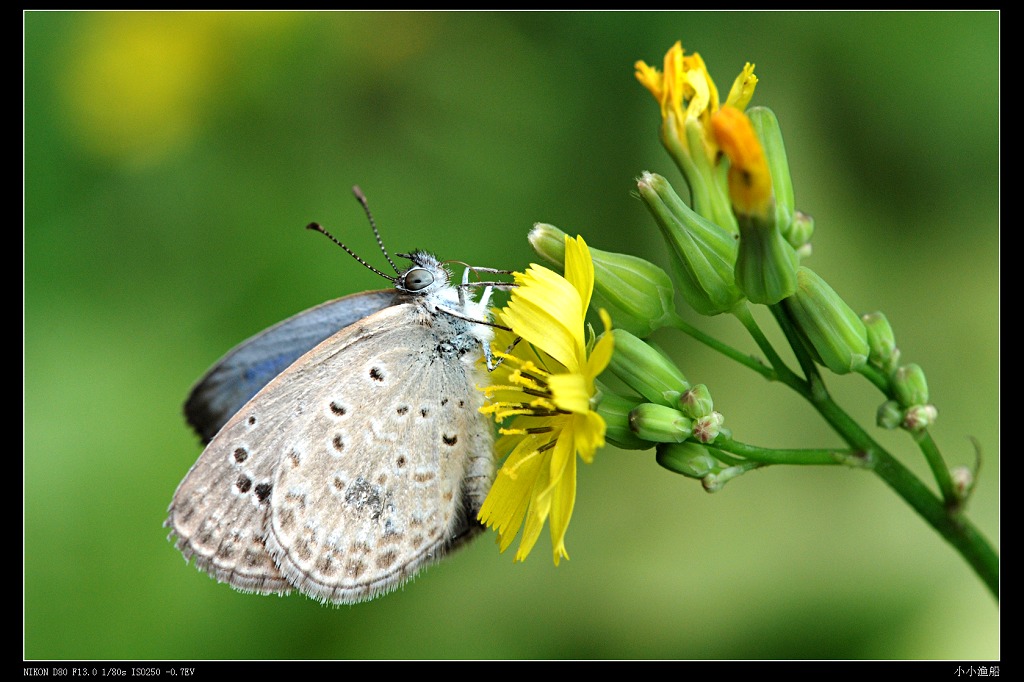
(656, 442, 718, 478)
(629, 403, 693, 443)
(637, 172, 744, 316)
(679, 384, 714, 419)
(862, 311, 900, 374)
(596, 392, 650, 451)
(604, 329, 690, 407)
(784, 267, 869, 374)
(876, 400, 904, 430)
(893, 363, 929, 408)
(902, 404, 938, 432)
(529, 223, 676, 337)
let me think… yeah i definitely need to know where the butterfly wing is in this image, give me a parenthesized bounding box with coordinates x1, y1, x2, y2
(167, 301, 494, 604)
(164, 416, 292, 596)
(185, 290, 399, 443)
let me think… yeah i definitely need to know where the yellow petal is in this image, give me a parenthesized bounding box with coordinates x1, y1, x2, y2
(663, 41, 685, 122)
(478, 439, 543, 545)
(711, 106, 773, 217)
(515, 464, 554, 562)
(634, 60, 663, 101)
(548, 446, 577, 566)
(585, 316, 615, 382)
(725, 62, 757, 111)
(563, 235, 594, 316)
(548, 372, 591, 414)
(681, 52, 713, 121)
(573, 411, 606, 463)
(504, 266, 584, 372)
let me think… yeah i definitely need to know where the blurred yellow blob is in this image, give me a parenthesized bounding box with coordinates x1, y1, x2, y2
(59, 12, 295, 166)
(60, 13, 216, 164)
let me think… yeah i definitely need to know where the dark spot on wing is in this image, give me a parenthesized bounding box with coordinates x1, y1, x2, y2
(254, 483, 272, 504)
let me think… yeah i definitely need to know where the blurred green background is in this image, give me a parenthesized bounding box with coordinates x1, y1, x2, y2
(25, 11, 998, 660)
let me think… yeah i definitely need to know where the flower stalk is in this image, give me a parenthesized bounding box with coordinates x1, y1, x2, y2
(474, 39, 997, 603)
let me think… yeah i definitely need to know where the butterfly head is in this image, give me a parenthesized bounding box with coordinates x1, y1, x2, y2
(394, 250, 450, 297)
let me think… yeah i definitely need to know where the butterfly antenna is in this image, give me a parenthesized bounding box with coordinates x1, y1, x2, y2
(306, 222, 397, 283)
(352, 185, 401, 275)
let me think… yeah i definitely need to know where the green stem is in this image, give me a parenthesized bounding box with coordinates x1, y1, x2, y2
(666, 297, 998, 596)
(811, 392, 998, 599)
(733, 303, 805, 389)
(857, 362, 890, 393)
(666, 312, 774, 380)
(713, 434, 854, 466)
(768, 302, 827, 398)
(914, 429, 957, 506)
(853, 364, 955, 505)
(766, 302, 998, 598)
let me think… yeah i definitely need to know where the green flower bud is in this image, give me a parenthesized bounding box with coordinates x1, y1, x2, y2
(748, 106, 795, 234)
(783, 267, 869, 374)
(679, 383, 714, 419)
(893, 363, 929, 407)
(862, 312, 901, 374)
(902, 404, 938, 432)
(637, 171, 744, 316)
(529, 223, 676, 337)
(596, 392, 650, 450)
(656, 442, 718, 479)
(604, 329, 690, 406)
(734, 211, 799, 305)
(950, 465, 975, 502)
(629, 403, 693, 443)
(692, 411, 725, 443)
(786, 211, 814, 255)
(876, 400, 904, 430)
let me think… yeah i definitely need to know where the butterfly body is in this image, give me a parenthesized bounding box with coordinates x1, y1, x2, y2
(167, 250, 496, 604)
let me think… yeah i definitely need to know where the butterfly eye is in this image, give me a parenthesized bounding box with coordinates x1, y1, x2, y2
(403, 268, 434, 292)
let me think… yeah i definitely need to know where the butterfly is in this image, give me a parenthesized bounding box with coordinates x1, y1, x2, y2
(165, 187, 510, 604)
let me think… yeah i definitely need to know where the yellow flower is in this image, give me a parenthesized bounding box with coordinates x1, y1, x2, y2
(478, 235, 614, 565)
(710, 105, 774, 218)
(635, 40, 758, 162)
